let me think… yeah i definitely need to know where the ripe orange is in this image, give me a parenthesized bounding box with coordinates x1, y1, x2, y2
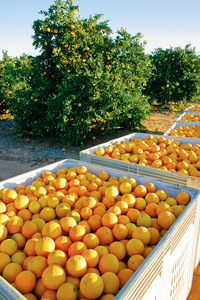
(54, 235, 72, 252)
(42, 221, 62, 240)
(2, 262, 23, 283)
(68, 241, 87, 257)
(66, 254, 87, 277)
(82, 233, 99, 249)
(176, 191, 190, 205)
(98, 253, 120, 274)
(101, 272, 120, 294)
(21, 221, 38, 239)
(11, 251, 27, 266)
(105, 186, 119, 199)
(82, 249, 99, 268)
(108, 241, 126, 260)
(112, 223, 128, 240)
(96, 226, 114, 245)
(148, 227, 160, 245)
(126, 238, 144, 256)
(35, 237, 55, 257)
(80, 273, 104, 299)
(117, 268, 134, 288)
(132, 226, 151, 244)
(127, 254, 145, 271)
(27, 255, 48, 278)
(157, 211, 176, 229)
(102, 212, 118, 229)
(1, 238, 18, 256)
(47, 250, 67, 267)
(15, 270, 36, 294)
(56, 282, 77, 300)
(42, 264, 66, 290)
(69, 224, 86, 242)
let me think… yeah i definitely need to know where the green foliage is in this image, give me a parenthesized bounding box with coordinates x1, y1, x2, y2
(12, 0, 152, 145)
(0, 51, 33, 114)
(145, 45, 200, 107)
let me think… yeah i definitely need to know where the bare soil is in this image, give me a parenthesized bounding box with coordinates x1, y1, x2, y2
(0, 108, 182, 181)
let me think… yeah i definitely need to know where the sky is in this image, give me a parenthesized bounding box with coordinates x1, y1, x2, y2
(0, 0, 200, 60)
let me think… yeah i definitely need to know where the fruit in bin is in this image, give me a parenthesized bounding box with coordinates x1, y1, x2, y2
(0, 166, 192, 299)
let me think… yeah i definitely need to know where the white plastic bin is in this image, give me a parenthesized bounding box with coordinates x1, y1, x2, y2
(0, 159, 199, 300)
(164, 121, 200, 138)
(80, 132, 200, 188)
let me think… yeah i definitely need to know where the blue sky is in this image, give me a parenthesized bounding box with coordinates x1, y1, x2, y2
(1, 0, 200, 59)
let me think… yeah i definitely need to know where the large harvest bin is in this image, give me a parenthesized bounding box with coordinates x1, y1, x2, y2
(0, 159, 199, 300)
(164, 121, 200, 138)
(80, 132, 200, 188)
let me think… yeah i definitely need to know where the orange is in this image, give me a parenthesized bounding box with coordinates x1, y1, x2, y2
(94, 245, 109, 258)
(82, 249, 99, 267)
(78, 220, 90, 234)
(176, 191, 190, 205)
(68, 241, 87, 257)
(24, 238, 38, 256)
(80, 207, 93, 220)
(47, 250, 67, 267)
(11, 251, 27, 266)
(105, 186, 119, 199)
(1, 238, 18, 256)
(21, 221, 38, 239)
(31, 217, 45, 233)
(14, 194, 29, 210)
(117, 268, 134, 288)
(98, 253, 120, 274)
(126, 208, 140, 223)
(143, 247, 153, 258)
(82, 233, 99, 249)
(101, 272, 120, 294)
(0, 252, 11, 273)
(145, 203, 158, 217)
(80, 273, 104, 299)
(148, 227, 160, 245)
(157, 211, 176, 229)
(117, 215, 130, 225)
(156, 202, 172, 216)
(115, 200, 129, 214)
(42, 264, 66, 290)
(0, 214, 9, 226)
(66, 254, 87, 277)
(119, 182, 132, 194)
(88, 214, 102, 231)
(132, 226, 151, 244)
(134, 197, 146, 211)
(35, 237, 55, 257)
(66, 210, 81, 223)
(40, 207, 56, 222)
(47, 197, 59, 208)
(108, 241, 126, 260)
(15, 270, 36, 294)
(69, 224, 86, 242)
(102, 212, 118, 229)
(23, 293, 37, 300)
(112, 223, 128, 240)
(145, 182, 156, 193)
(156, 190, 167, 201)
(127, 254, 145, 271)
(66, 275, 80, 289)
(121, 193, 136, 208)
(60, 216, 77, 233)
(126, 238, 144, 256)
(7, 216, 23, 234)
(145, 192, 160, 204)
(99, 294, 115, 300)
(55, 203, 71, 218)
(171, 205, 184, 218)
(55, 235, 72, 252)
(84, 267, 100, 276)
(2, 262, 23, 283)
(136, 213, 152, 227)
(108, 205, 121, 216)
(125, 223, 137, 239)
(165, 197, 177, 206)
(56, 282, 77, 300)
(42, 221, 62, 240)
(0, 223, 8, 242)
(3, 189, 18, 204)
(18, 209, 32, 221)
(41, 289, 57, 300)
(27, 256, 48, 278)
(33, 278, 47, 298)
(102, 195, 115, 209)
(34, 186, 47, 198)
(96, 226, 114, 245)
(98, 171, 109, 181)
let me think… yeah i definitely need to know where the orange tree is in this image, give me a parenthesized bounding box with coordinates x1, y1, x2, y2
(13, 0, 152, 145)
(0, 51, 33, 115)
(145, 45, 200, 107)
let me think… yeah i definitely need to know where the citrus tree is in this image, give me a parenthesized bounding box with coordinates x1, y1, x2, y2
(145, 45, 200, 106)
(0, 51, 33, 115)
(13, 0, 152, 144)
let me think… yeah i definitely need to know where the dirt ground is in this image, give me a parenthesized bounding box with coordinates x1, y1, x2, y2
(0, 108, 182, 181)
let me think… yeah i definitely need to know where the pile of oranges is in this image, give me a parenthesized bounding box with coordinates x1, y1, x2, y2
(181, 113, 200, 122)
(169, 125, 200, 138)
(189, 105, 200, 111)
(0, 165, 191, 300)
(95, 135, 200, 177)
